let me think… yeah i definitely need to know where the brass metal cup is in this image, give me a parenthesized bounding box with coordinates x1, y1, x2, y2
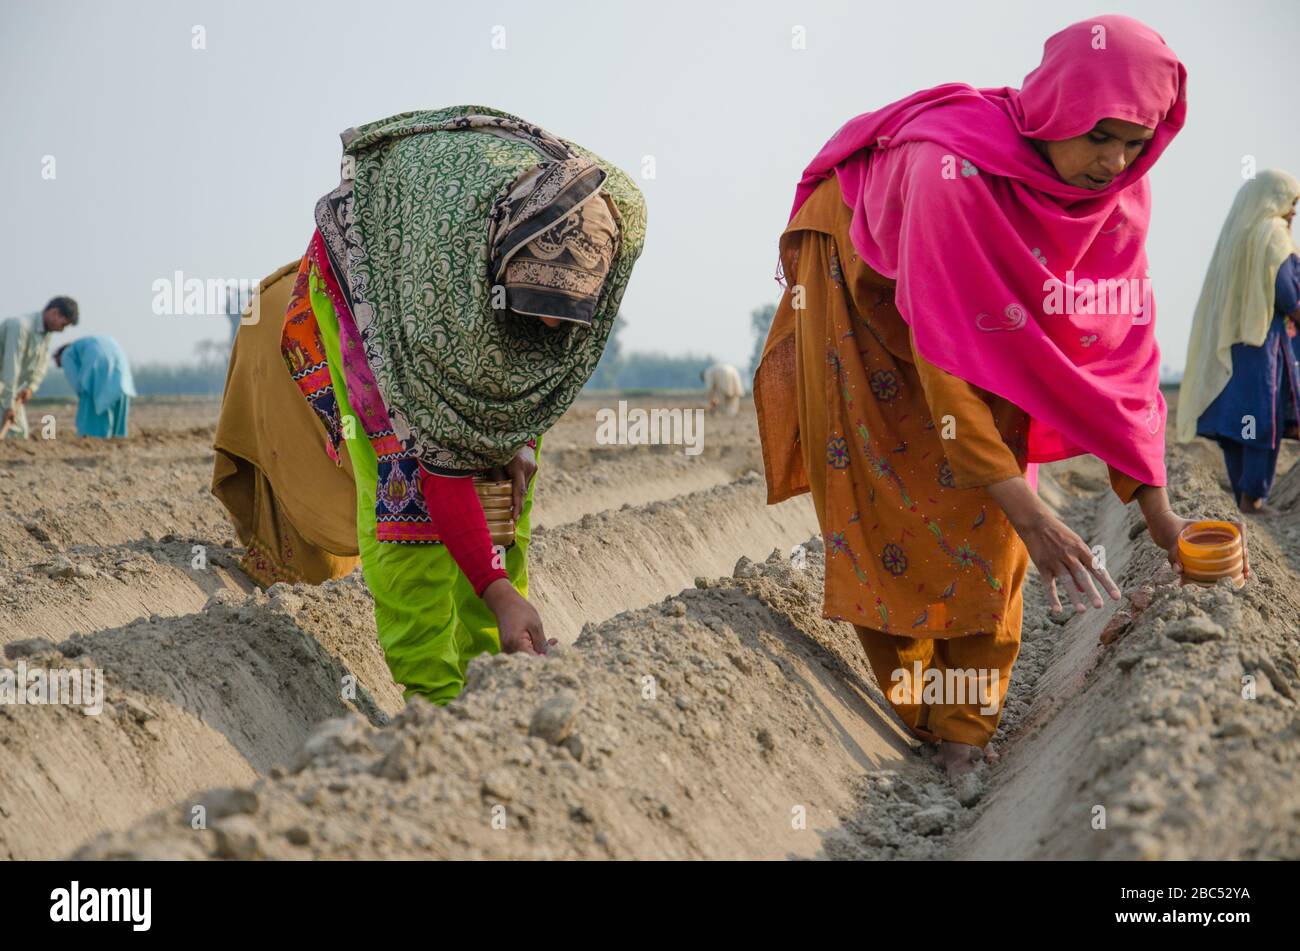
(473, 477, 516, 548)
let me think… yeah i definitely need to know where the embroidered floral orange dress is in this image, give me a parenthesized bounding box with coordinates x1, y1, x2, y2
(756, 179, 1139, 746)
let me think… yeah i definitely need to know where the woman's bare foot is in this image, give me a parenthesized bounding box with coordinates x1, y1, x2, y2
(1239, 496, 1277, 516)
(935, 741, 982, 780)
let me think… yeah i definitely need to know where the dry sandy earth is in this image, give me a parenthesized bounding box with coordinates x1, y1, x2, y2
(1, 394, 1297, 860)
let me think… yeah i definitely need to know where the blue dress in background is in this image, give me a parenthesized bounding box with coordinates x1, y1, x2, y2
(1196, 254, 1300, 501)
(61, 336, 136, 438)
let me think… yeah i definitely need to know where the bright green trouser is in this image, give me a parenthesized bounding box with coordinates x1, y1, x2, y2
(310, 274, 534, 704)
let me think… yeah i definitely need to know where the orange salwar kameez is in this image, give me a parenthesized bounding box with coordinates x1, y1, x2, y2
(755, 179, 1139, 747)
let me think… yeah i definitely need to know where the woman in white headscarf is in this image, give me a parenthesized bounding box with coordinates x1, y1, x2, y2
(1177, 170, 1300, 513)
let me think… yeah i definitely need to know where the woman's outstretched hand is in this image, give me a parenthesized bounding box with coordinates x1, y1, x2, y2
(506, 445, 537, 521)
(1143, 507, 1193, 577)
(988, 475, 1121, 614)
(1019, 511, 1121, 613)
(482, 577, 556, 655)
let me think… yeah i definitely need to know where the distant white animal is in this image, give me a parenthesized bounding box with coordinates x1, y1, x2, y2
(701, 363, 744, 416)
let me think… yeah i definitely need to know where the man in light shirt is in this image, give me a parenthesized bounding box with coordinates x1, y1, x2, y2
(701, 362, 744, 417)
(1, 296, 78, 438)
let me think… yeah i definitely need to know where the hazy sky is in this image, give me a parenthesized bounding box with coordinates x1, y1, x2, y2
(3, 0, 1297, 374)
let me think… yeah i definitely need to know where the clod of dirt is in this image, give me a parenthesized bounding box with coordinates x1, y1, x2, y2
(38, 554, 96, 580)
(213, 816, 264, 859)
(196, 787, 260, 820)
(1165, 615, 1226, 644)
(528, 693, 581, 745)
(4, 637, 58, 660)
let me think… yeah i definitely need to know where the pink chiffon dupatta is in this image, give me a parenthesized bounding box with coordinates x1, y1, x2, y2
(791, 15, 1187, 485)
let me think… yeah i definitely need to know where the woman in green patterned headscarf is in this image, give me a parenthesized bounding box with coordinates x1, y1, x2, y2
(281, 107, 646, 703)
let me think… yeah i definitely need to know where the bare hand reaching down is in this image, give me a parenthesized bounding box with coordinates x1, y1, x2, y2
(482, 577, 556, 655)
(988, 475, 1121, 614)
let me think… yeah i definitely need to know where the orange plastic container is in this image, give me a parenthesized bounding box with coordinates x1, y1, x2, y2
(1177, 520, 1244, 587)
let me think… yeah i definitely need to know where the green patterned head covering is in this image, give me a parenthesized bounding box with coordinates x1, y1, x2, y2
(314, 106, 646, 473)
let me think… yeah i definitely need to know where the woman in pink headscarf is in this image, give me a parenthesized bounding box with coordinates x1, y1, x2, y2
(755, 15, 1237, 779)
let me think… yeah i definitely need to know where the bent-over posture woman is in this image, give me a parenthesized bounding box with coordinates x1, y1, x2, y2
(756, 17, 1240, 778)
(277, 107, 645, 703)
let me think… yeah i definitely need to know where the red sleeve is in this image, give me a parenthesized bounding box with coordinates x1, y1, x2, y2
(418, 465, 508, 597)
